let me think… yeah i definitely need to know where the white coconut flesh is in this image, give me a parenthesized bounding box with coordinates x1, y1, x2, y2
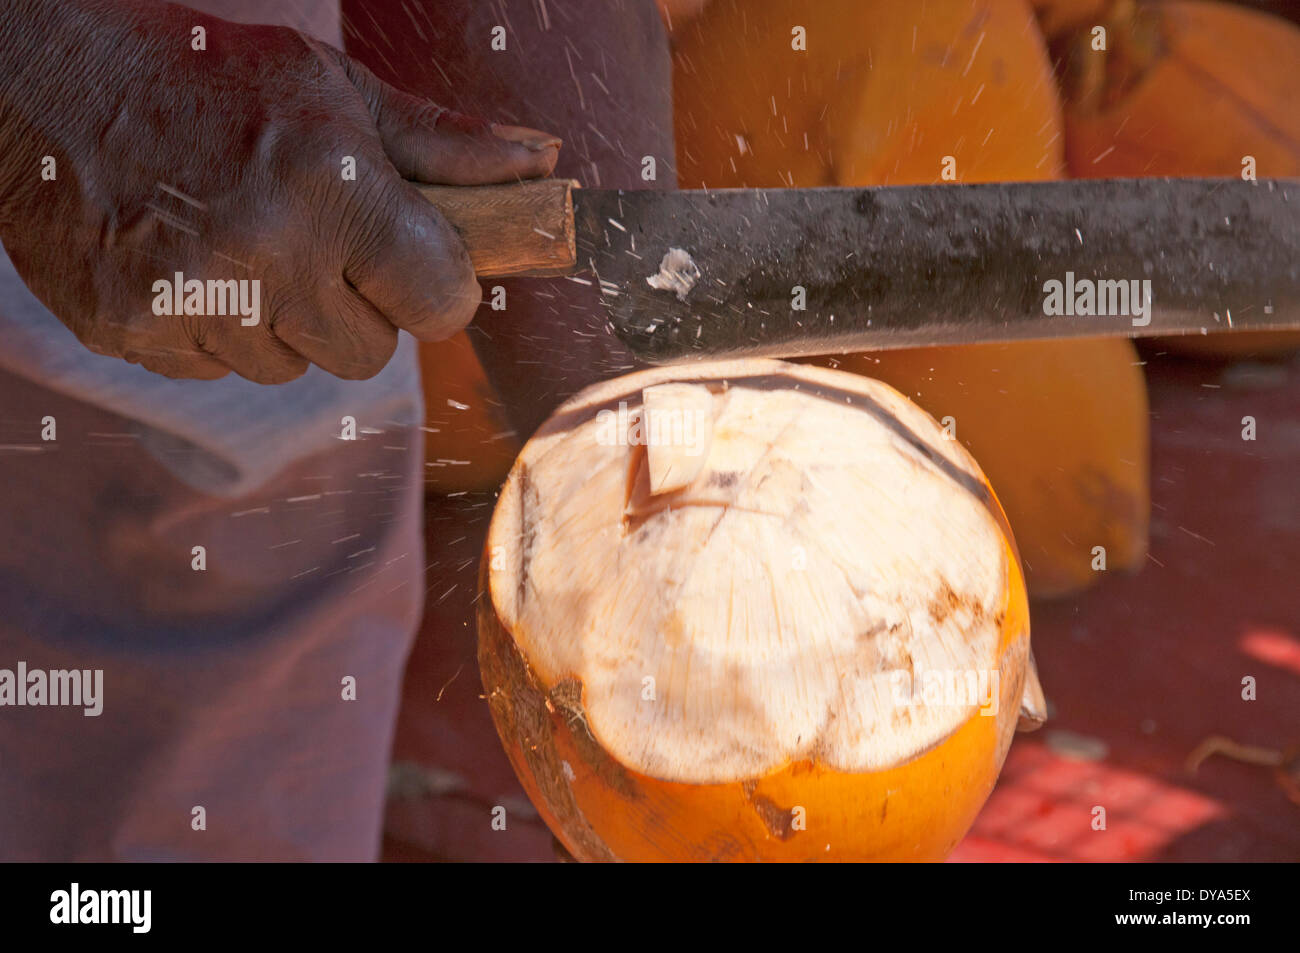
(486, 358, 1018, 785)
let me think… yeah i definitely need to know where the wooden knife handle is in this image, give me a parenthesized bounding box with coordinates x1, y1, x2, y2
(416, 178, 579, 278)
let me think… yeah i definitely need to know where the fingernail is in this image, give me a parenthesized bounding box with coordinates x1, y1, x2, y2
(491, 123, 562, 152)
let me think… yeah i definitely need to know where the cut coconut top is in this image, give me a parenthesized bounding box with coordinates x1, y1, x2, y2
(486, 358, 1015, 784)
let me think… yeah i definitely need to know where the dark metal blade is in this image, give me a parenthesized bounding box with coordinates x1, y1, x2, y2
(572, 179, 1300, 363)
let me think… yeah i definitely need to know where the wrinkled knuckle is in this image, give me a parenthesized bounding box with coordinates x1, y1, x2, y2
(274, 355, 311, 384)
(259, 342, 311, 384)
(180, 313, 208, 349)
(239, 339, 309, 384)
(268, 308, 303, 339)
(337, 335, 397, 381)
(264, 287, 316, 337)
(250, 361, 308, 386)
(341, 178, 405, 263)
(266, 124, 364, 214)
(270, 132, 333, 191)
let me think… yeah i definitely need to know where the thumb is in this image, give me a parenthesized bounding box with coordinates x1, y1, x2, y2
(339, 53, 561, 185)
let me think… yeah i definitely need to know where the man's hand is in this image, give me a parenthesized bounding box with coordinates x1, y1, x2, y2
(0, 0, 560, 382)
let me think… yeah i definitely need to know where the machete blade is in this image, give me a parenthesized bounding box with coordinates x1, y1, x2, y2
(572, 178, 1300, 363)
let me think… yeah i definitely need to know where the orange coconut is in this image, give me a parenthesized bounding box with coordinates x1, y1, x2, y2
(672, 0, 1149, 597)
(418, 333, 520, 493)
(478, 359, 1044, 861)
(655, 0, 711, 30)
(1052, 0, 1300, 357)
